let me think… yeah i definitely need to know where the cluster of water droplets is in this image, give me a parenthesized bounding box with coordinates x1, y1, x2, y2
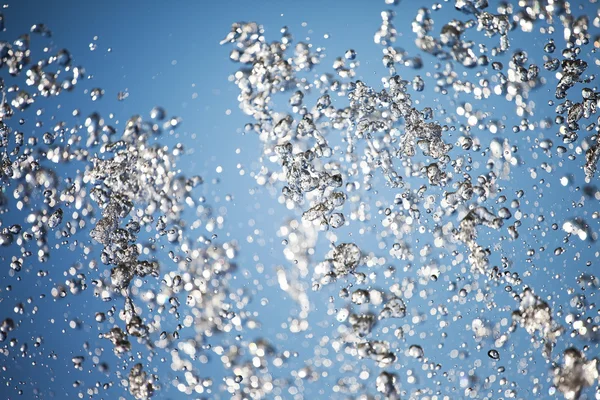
(1, 0, 600, 399)
(220, 1, 600, 399)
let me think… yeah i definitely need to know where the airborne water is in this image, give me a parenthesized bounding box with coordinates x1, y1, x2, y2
(1, 1, 600, 399)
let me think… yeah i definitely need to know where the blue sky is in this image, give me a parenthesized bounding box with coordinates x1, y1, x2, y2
(1, 1, 599, 399)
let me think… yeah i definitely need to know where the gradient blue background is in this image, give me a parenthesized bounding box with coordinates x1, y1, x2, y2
(1, 0, 599, 399)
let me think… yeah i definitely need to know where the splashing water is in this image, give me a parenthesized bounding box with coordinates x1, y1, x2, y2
(1, 1, 600, 399)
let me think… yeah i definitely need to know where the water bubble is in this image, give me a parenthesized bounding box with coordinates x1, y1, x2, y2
(488, 349, 500, 360)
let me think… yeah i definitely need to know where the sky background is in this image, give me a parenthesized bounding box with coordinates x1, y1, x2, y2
(1, 0, 599, 399)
